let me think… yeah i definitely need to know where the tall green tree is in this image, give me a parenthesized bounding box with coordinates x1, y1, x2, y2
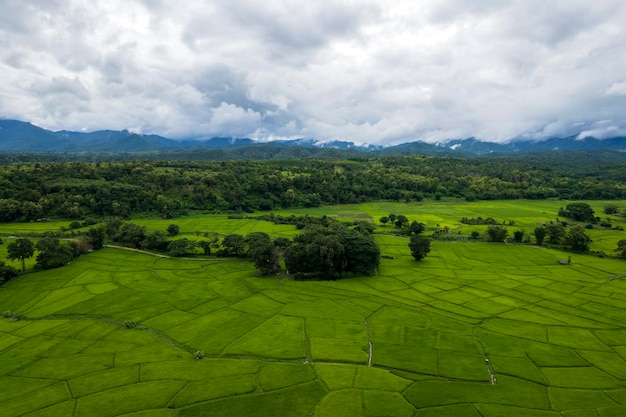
(142, 231, 169, 251)
(167, 224, 180, 236)
(87, 227, 106, 250)
(168, 238, 197, 257)
(222, 234, 245, 256)
(0, 261, 18, 284)
(408, 235, 431, 261)
(394, 215, 409, 228)
(559, 203, 596, 222)
(113, 222, 147, 248)
(408, 221, 425, 235)
(246, 232, 282, 275)
(615, 240, 626, 259)
(35, 237, 75, 270)
(563, 225, 591, 252)
(546, 224, 565, 244)
(486, 225, 508, 243)
(7, 238, 34, 272)
(534, 226, 547, 246)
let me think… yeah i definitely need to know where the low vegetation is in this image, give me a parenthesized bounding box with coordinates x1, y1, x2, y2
(1, 198, 625, 415)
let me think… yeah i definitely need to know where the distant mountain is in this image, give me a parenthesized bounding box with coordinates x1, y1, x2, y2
(1, 118, 626, 156)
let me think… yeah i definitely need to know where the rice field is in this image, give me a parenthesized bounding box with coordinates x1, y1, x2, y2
(1, 201, 626, 416)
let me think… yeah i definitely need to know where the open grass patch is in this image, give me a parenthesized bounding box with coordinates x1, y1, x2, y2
(224, 314, 305, 359)
(259, 362, 315, 391)
(75, 381, 185, 417)
(168, 374, 257, 407)
(541, 367, 619, 389)
(314, 389, 363, 417)
(177, 381, 326, 417)
(372, 343, 438, 375)
(362, 390, 415, 417)
(548, 387, 616, 411)
(404, 375, 549, 409)
(311, 337, 368, 364)
(438, 351, 490, 381)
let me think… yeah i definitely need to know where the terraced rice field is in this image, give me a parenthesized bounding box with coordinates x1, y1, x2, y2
(2, 229, 626, 416)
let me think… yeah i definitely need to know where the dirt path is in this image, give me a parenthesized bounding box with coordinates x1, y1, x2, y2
(103, 245, 229, 261)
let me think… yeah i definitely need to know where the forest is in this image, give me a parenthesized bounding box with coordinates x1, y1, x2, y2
(0, 152, 625, 221)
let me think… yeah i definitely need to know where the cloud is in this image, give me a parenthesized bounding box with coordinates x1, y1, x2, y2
(1, 0, 626, 144)
(605, 80, 626, 97)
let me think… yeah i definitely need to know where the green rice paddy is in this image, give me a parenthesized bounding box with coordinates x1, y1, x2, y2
(1, 200, 626, 416)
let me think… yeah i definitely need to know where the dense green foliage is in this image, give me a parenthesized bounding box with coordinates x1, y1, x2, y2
(1, 153, 625, 220)
(35, 237, 78, 269)
(284, 225, 380, 280)
(6, 238, 34, 271)
(408, 234, 431, 260)
(0, 260, 18, 283)
(486, 225, 508, 242)
(559, 202, 596, 223)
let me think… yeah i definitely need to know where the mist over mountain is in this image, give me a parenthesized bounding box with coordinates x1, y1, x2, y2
(1, 119, 626, 157)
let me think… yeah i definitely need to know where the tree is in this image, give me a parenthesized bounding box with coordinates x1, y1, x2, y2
(35, 237, 75, 270)
(0, 261, 18, 284)
(167, 224, 180, 236)
(615, 240, 626, 259)
(563, 225, 591, 252)
(409, 235, 431, 261)
(222, 234, 245, 256)
(284, 225, 379, 280)
(560, 203, 596, 223)
(408, 221, 425, 235)
(388, 214, 396, 224)
(197, 233, 220, 255)
(534, 226, 546, 246)
(394, 214, 409, 228)
(113, 222, 147, 248)
(246, 232, 281, 275)
(168, 238, 197, 257)
(486, 225, 508, 243)
(142, 231, 169, 251)
(7, 238, 34, 272)
(513, 230, 524, 243)
(342, 233, 380, 275)
(354, 222, 375, 235)
(604, 204, 619, 215)
(379, 216, 389, 226)
(546, 224, 565, 244)
(86, 227, 106, 250)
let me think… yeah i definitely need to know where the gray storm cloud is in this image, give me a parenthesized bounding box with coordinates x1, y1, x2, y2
(1, 0, 625, 144)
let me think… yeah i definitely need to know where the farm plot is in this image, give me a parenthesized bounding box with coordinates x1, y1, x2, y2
(1, 238, 626, 416)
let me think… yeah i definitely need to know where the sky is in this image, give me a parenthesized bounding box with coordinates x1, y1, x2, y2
(1, 0, 626, 145)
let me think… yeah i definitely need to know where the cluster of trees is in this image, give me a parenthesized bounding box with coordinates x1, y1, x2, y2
(558, 203, 597, 223)
(2, 235, 93, 273)
(284, 225, 380, 280)
(1, 155, 626, 220)
(484, 221, 593, 252)
(379, 214, 426, 235)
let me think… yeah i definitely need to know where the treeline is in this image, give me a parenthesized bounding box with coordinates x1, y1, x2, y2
(1, 154, 626, 220)
(106, 218, 380, 280)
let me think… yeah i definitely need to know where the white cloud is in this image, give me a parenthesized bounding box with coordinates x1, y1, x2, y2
(605, 80, 626, 96)
(1, 0, 626, 144)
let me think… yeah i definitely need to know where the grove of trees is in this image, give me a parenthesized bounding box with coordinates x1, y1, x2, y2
(0, 153, 625, 221)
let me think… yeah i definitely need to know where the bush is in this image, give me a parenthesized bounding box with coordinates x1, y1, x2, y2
(409, 235, 431, 261)
(167, 224, 180, 236)
(486, 225, 508, 243)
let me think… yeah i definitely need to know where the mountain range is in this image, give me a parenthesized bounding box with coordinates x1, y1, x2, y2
(1, 119, 626, 156)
